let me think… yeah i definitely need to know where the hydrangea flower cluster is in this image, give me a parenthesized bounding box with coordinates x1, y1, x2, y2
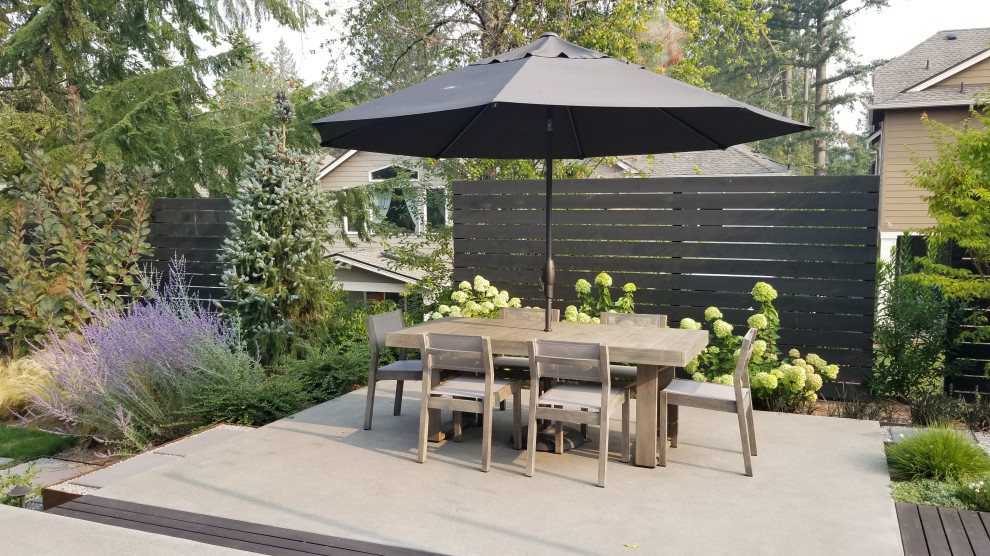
(566, 272, 637, 322)
(428, 275, 521, 320)
(679, 281, 839, 411)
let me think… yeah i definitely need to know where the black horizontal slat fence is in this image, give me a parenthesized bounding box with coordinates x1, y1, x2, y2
(452, 175, 879, 391)
(148, 198, 232, 304)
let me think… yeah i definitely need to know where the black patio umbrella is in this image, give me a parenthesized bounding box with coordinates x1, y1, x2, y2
(313, 32, 811, 331)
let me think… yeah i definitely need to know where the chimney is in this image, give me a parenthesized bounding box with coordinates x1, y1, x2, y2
(947, 32, 957, 40)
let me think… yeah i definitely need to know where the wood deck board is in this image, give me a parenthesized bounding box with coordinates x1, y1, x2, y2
(938, 507, 975, 556)
(48, 495, 437, 556)
(897, 503, 929, 556)
(958, 510, 990, 555)
(895, 503, 990, 556)
(918, 504, 952, 556)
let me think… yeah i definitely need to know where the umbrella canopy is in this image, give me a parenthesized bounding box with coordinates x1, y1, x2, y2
(312, 32, 811, 330)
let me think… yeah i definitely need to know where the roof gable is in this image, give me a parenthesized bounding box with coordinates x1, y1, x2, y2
(871, 28, 990, 109)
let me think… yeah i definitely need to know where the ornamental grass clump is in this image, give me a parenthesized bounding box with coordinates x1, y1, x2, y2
(886, 425, 990, 482)
(0, 357, 50, 415)
(20, 261, 263, 454)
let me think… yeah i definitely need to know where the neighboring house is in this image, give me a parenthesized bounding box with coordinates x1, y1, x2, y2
(868, 27, 990, 258)
(317, 146, 794, 302)
(589, 144, 795, 177)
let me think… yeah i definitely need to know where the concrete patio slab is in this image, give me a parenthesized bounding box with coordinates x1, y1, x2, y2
(153, 425, 252, 457)
(79, 384, 900, 555)
(0, 456, 12, 466)
(69, 452, 181, 489)
(0, 504, 249, 555)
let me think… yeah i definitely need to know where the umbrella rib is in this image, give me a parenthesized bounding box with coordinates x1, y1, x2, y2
(657, 108, 730, 150)
(438, 104, 492, 158)
(565, 106, 585, 159)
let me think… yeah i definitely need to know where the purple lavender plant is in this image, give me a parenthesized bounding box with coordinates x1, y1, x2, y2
(21, 258, 260, 454)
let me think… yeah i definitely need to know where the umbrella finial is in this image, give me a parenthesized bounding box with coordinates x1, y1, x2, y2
(541, 32, 558, 38)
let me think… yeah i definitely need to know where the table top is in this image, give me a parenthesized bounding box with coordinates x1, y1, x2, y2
(386, 317, 708, 367)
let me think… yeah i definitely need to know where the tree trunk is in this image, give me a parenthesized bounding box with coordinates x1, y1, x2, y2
(783, 66, 793, 120)
(813, 13, 828, 176)
(803, 69, 810, 125)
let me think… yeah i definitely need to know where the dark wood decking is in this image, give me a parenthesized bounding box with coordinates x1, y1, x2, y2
(47, 495, 440, 556)
(896, 502, 990, 556)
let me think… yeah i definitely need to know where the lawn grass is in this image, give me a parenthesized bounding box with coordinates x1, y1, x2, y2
(0, 424, 78, 463)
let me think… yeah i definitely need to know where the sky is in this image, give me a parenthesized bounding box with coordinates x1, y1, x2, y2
(253, 0, 990, 133)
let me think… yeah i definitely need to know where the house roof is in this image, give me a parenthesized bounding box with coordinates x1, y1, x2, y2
(329, 246, 428, 284)
(871, 28, 990, 109)
(594, 145, 794, 177)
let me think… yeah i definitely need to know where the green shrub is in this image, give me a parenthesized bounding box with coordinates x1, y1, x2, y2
(963, 396, 990, 432)
(0, 462, 40, 506)
(0, 93, 151, 356)
(891, 479, 969, 509)
(194, 374, 307, 426)
(910, 392, 962, 426)
(957, 477, 990, 511)
(886, 425, 990, 481)
(871, 242, 962, 399)
(283, 340, 374, 404)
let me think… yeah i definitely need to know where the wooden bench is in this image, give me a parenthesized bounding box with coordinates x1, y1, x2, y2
(896, 502, 990, 556)
(48, 495, 438, 555)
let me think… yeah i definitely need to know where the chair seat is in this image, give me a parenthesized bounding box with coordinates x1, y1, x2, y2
(432, 375, 517, 399)
(664, 378, 746, 404)
(539, 383, 627, 410)
(493, 356, 529, 369)
(377, 359, 423, 380)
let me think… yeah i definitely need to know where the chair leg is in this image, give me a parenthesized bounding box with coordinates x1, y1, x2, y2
(658, 393, 668, 467)
(555, 421, 564, 455)
(512, 389, 522, 450)
(598, 413, 609, 488)
(453, 411, 463, 441)
(737, 407, 754, 476)
(526, 401, 539, 477)
(668, 404, 679, 448)
(621, 393, 630, 463)
(393, 380, 404, 416)
(745, 398, 757, 456)
(364, 378, 377, 430)
(481, 403, 494, 472)
(417, 396, 430, 464)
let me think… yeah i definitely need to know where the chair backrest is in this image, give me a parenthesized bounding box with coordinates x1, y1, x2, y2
(734, 328, 759, 396)
(527, 339, 610, 384)
(599, 312, 667, 327)
(420, 333, 493, 375)
(366, 310, 405, 350)
(499, 307, 560, 322)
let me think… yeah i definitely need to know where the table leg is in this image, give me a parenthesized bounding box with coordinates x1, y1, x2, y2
(634, 364, 658, 467)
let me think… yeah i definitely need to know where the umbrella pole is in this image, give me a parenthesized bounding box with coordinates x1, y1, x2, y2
(543, 107, 555, 332)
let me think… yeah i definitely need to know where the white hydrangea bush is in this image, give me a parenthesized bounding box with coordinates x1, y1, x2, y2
(679, 281, 840, 410)
(426, 275, 521, 320)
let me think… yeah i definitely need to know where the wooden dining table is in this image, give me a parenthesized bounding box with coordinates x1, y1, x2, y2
(386, 316, 709, 468)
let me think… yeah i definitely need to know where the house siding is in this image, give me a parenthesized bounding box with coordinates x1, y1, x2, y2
(933, 57, 990, 87)
(879, 106, 971, 232)
(318, 151, 412, 191)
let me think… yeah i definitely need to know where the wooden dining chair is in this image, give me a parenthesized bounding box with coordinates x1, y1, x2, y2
(492, 307, 560, 372)
(364, 311, 423, 430)
(599, 312, 668, 382)
(659, 328, 759, 476)
(525, 339, 630, 487)
(418, 332, 522, 472)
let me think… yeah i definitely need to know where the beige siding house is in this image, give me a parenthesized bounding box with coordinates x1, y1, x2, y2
(869, 28, 990, 257)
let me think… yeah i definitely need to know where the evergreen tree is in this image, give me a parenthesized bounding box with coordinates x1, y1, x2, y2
(219, 93, 339, 361)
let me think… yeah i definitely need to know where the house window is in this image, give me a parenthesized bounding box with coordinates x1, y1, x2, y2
(370, 166, 419, 181)
(426, 187, 447, 230)
(342, 216, 359, 235)
(383, 189, 416, 232)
